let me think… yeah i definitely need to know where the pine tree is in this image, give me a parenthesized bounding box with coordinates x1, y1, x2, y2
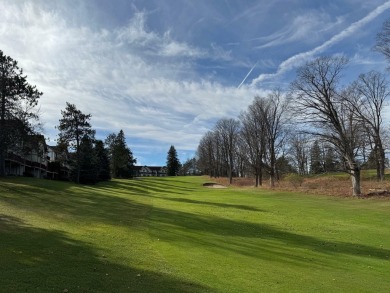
(310, 140, 323, 174)
(105, 130, 136, 178)
(77, 134, 98, 184)
(94, 140, 111, 181)
(323, 145, 338, 172)
(57, 103, 94, 184)
(166, 145, 181, 176)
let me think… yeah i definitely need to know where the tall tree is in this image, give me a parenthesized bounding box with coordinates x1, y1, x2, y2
(291, 56, 363, 196)
(310, 140, 323, 174)
(214, 118, 240, 184)
(105, 130, 136, 178)
(166, 145, 181, 176)
(94, 140, 111, 181)
(57, 102, 94, 184)
(260, 91, 289, 187)
(240, 100, 267, 187)
(0, 50, 42, 176)
(77, 134, 98, 184)
(289, 132, 310, 175)
(197, 131, 220, 177)
(344, 71, 389, 181)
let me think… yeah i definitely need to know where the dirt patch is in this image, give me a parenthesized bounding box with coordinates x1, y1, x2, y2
(203, 182, 227, 189)
(365, 189, 390, 197)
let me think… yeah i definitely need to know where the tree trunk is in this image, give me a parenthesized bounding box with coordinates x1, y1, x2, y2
(228, 157, 233, 185)
(269, 148, 276, 188)
(377, 141, 385, 182)
(255, 170, 259, 187)
(350, 168, 361, 196)
(269, 169, 275, 188)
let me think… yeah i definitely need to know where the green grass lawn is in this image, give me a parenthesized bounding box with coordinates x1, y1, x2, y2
(0, 176, 389, 292)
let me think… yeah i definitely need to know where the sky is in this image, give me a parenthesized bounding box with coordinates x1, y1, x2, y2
(0, 0, 389, 166)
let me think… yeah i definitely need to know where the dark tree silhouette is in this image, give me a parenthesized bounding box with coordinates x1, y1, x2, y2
(166, 145, 180, 176)
(105, 130, 136, 178)
(57, 103, 94, 184)
(0, 50, 42, 176)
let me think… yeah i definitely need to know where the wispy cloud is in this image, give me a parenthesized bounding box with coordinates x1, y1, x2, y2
(1, 0, 388, 164)
(251, 1, 390, 86)
(253, 12, 345, 49)
(0, 1, 260, 154)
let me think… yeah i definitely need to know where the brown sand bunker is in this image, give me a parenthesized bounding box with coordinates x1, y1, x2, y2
(203, 182, 227, 189)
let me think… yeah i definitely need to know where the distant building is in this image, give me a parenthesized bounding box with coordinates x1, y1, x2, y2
(133, 166, 167, 177)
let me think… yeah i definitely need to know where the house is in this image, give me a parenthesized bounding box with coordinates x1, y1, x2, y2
(133, 166, 167, 177)
(5, 135, 50, 178)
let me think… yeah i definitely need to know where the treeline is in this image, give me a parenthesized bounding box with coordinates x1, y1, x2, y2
(54, 102, 136, 184)
(197, 19, 390, 196)
(197, 58, 388, 196)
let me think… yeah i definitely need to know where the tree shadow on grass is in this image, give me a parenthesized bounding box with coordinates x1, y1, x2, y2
(156, 197, 266, 212)
(0, 215, 212, 293)
(1, 178, 388, 270)
(149, 207, 390, 266)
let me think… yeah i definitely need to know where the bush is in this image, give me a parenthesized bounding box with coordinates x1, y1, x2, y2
(284, 173, 304, 188)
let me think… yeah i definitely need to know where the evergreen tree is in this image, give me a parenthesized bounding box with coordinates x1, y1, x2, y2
(94, 140, 111, 181)
(166, 145, 181, 176)
(323, 145, 338, 172)
(57, 102, 94, 184)
(310, 140, 323, 174)
(105, 130, 136, 178)
(77, 134, 98, 184)
(0, 50, 42, 176)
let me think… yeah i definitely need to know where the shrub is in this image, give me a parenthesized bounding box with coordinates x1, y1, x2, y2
(284, 173, 304, 188)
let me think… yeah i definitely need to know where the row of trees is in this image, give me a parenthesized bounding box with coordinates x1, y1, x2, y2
(198, 19, 390, 196)
(198, 56, 389, 196)
(56, 102, 136, 184)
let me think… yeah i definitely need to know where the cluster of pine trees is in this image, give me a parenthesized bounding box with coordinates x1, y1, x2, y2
(55, 102, 136, 184)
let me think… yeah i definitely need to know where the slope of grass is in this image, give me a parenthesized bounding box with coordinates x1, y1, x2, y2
(0, 176, 389, 292)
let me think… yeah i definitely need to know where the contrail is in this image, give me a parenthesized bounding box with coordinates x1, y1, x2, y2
(251, 0, 390, 86)
(238, 61, 258, 88)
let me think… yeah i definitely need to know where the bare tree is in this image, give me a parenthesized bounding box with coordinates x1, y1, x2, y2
(197, 131, 216, 177)
(240, 102, 267, 187)
(289, 132, 310, 175)
(345, 71, 389, 181)
(214, 118, 240, 184)
(259, 91, 289, 187)
(375, 19, 390, 66)
(291, 56, 364, 196)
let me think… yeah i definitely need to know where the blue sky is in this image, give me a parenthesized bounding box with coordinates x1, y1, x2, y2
(1, 0, 389, 166)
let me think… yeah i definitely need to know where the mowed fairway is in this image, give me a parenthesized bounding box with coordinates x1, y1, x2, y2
(0, 177, 389, 292)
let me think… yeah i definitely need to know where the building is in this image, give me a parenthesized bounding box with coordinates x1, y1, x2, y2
(133, 166, 167, 177)
(5, 135, 51, 178)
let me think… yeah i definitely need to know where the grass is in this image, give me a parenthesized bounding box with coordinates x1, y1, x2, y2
(0, 176, 389, 292)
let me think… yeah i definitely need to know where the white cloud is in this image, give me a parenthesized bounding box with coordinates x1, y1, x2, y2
(254, 11, 344, 49)
(251, 1, 390, 86)
(0, 1, 260, 153)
